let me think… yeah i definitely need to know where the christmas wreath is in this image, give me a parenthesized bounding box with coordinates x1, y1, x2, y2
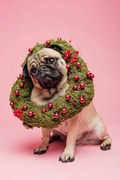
(9, 38, 94, 129)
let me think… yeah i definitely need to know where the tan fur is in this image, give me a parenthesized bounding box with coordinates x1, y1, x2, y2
(27, 48, 112, 162)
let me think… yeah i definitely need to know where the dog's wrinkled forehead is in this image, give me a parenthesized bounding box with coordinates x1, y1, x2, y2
(27, 47, 62, 65)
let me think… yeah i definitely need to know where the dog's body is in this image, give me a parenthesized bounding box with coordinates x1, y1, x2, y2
(23, 46, 112, 162)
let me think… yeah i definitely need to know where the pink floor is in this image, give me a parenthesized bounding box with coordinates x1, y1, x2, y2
(1, 0, 120, 179)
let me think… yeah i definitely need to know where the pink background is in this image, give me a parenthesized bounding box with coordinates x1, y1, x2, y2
(0, 0, 120, 179)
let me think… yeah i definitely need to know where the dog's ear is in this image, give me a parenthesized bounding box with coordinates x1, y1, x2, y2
(22, 62, 29, 79)
(48, 44, 63, 54)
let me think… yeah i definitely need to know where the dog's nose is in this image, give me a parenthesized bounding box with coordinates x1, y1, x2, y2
(44, 76, 53, 84)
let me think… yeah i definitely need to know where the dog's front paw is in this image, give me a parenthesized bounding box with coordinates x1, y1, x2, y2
(34, 146, 49, 155)
(59, 152, 75, 163)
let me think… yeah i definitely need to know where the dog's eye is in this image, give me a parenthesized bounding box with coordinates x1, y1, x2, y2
(48, 57, 56, 65)
(30, 67, 37, 75)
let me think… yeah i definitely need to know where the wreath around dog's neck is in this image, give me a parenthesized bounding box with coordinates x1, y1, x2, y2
(9, 38, 94, 129)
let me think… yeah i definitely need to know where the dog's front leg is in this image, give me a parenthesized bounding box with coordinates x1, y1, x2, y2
(59, 118, 79, 163)
(34, 128, 51, 155)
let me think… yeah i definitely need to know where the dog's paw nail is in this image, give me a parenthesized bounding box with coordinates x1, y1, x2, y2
(59, 156, 62, 161)
(34, 146, 49, 155)
(100, 143, 111, 151)
(59, 154, 75, 163)
(69, 157, 75, 162)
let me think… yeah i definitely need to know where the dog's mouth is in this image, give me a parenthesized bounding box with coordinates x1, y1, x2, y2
(36, 66, 63, 89)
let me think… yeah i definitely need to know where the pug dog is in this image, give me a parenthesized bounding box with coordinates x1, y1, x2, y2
(23, 45, 112, 163)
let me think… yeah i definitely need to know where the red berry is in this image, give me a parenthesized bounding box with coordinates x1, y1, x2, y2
(76, 50, 79, 54)
(74, 75, 79, 81)
(28, 111, 34, 117)
(67, 50, 72, 56)
(46, 40, 50, 46)
(64, 55, 69, 61)
(70, 60, 74, 64)
(86, 71, 91, 77)
(65, 94, 71, 101)
(41, 108, 46, 113)
(48, 103, 53, 109)
(22, 105, 27, 111)
(70, 57, 77, 64)
(79, 96, 85, 104)
(76, 62, 81, 68)
(66, 64, 70, 70)
(73, 54, 77, 59)
(86, 72, 95, 79)
(54, 113, 59, 119)
(10, 102, 14, 108)
(67, 50, 71, 53)
(14, 90, 19, 96)
(80, 83, 85, 89)
(19, 82, 24, 88)
(32, 112, 36, 116)
(62, 108, 67, 114)
(69, 51, 72, 56)
(90, 73, 95, 79)
(28, 48, 33, 53)
(19, 73, 24, 79)
(14, 109, 23, 118)
(57, 37, 62, 40)
(73, 85, 78, 90)
(74, 59, 77, 62)
(64, 51, 68, 55)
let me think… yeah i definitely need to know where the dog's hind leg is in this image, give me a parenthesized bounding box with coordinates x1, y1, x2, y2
(100, 136, 112, 150)
(49, 129, 66, 143)
(91, 115, 112, 150)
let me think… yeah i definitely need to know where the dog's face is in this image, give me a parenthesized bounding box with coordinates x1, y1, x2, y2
(23, 47, 68, 92)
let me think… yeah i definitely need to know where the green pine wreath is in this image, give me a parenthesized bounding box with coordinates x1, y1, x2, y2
(9, 38, 95, 129)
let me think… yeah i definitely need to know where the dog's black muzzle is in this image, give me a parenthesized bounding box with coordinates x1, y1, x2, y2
(36, 65, 63, 89)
